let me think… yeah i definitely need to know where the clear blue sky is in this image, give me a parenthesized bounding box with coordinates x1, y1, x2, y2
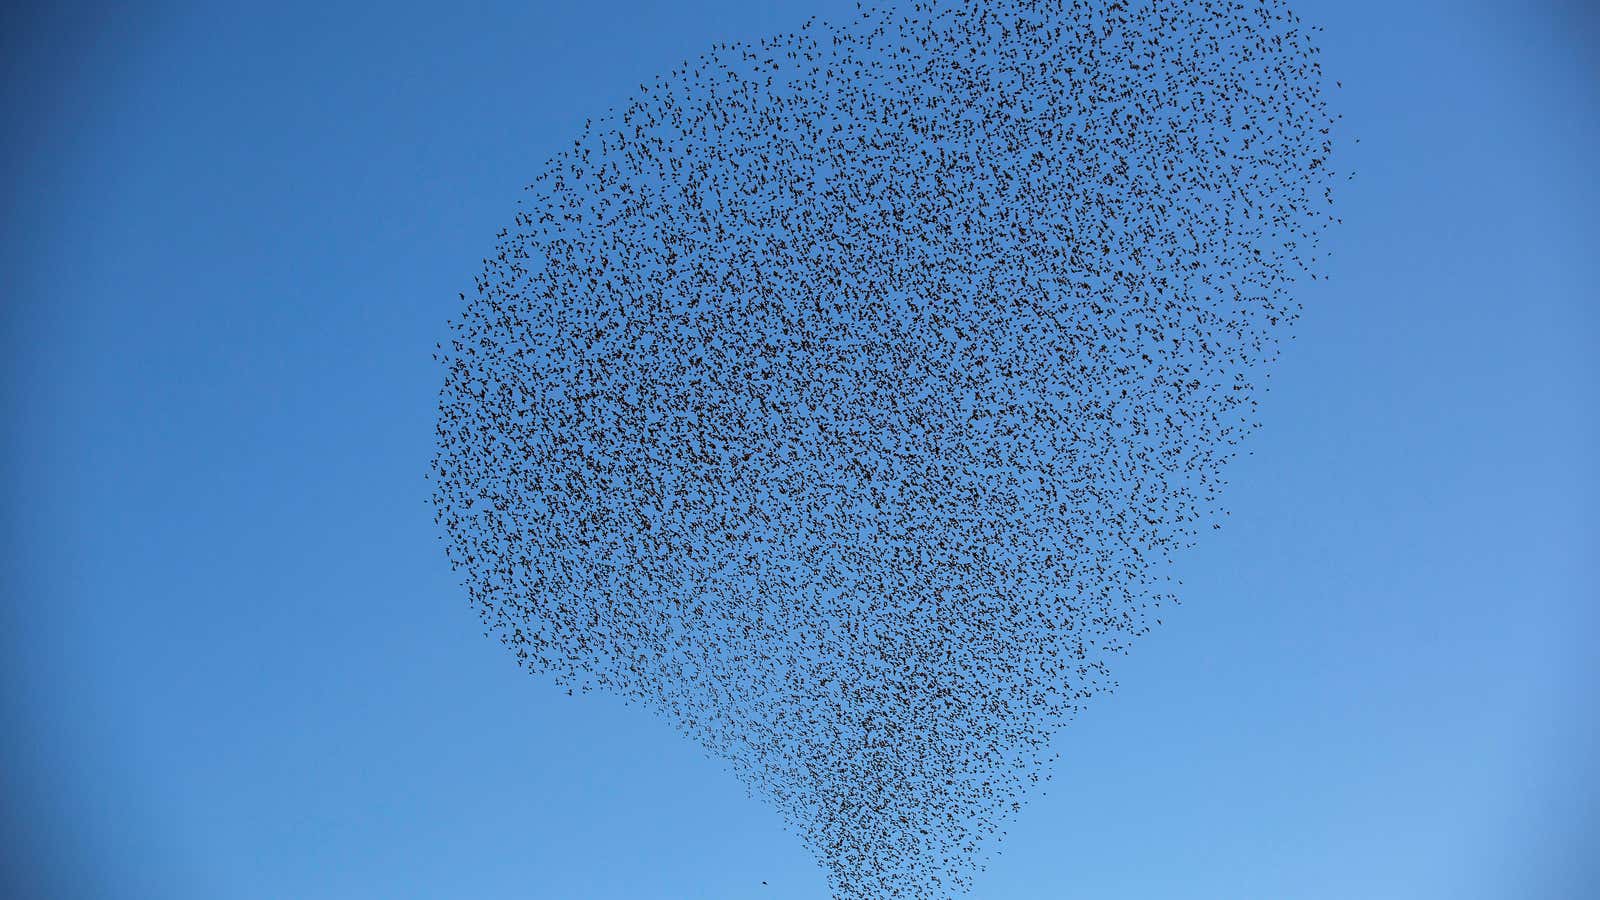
(3, 1, 1594, 898)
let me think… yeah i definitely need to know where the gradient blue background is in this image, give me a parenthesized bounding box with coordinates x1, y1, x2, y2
(4, 1, 1595, 897)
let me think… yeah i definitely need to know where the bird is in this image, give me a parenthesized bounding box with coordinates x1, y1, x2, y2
(429, 1, 1342, 897)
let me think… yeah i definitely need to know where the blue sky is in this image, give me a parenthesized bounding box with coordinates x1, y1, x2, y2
(4, 1, 1594, 898)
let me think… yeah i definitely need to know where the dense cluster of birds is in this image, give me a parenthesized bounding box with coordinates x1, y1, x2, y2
(431, 0, 1340, 896)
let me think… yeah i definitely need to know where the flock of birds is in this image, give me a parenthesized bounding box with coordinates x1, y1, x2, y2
(431, 0, 1340, 896)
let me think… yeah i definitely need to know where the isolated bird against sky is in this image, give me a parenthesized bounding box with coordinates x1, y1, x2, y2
(430, 0, 1341, 896)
